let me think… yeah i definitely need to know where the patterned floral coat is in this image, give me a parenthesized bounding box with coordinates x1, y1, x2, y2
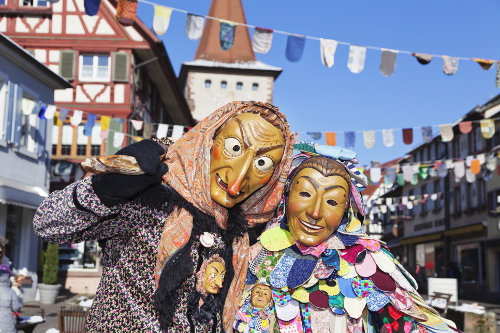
(34, 177, 172, 332)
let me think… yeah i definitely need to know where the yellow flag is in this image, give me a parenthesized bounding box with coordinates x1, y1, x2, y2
(101, 116, 111, 131)
(153, 6, 172, 35)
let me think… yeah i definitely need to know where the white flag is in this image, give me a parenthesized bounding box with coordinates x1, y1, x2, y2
(153, 6, 173, 35)
(320, 38, 338, 68)
(252, 28, 273, 54)
(156, 124, 169, 139)
(71, 110, 83, 127)
(44, 105, 57, 120)
(347, 45, 366, 73)
(185, 14, 205, 40)
(131, 120, 143, 131)
(113, 132, 125, 148)
(171, 125, 184, 140)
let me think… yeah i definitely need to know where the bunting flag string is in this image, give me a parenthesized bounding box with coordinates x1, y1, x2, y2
(135, 0, 500, 84)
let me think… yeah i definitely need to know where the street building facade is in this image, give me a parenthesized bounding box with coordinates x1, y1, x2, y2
(0, 32, 71, 301)
(0, 0, 195, 294)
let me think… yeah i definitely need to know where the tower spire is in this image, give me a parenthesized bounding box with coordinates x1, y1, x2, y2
(195, 0, 256, 63)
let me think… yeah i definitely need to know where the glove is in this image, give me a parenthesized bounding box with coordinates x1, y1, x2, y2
(92, 140, 168, 207)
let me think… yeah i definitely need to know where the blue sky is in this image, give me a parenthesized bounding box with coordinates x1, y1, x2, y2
(137, 0, 500, 166)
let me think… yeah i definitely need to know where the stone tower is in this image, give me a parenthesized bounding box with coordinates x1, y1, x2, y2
(179, 0, 282, 122)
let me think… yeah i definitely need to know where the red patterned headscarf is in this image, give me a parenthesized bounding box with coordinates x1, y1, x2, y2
(155, 101, 294, 331)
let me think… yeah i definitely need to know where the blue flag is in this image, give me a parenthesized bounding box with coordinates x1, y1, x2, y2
(285, 35, 306, 62)
(84, 114, 96, 136)
(84, 0, 101, 16)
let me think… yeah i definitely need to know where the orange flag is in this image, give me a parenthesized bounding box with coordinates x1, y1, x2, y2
(470, 160, 481, 175)
(325, 132, 337, 146)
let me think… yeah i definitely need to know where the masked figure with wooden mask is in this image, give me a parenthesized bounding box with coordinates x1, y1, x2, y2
(236, 143, 460, 333)
(34, 101, 295, 333)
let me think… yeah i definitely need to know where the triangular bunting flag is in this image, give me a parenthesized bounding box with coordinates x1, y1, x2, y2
(131, 119, 143, 131)
(472, 58, 495, 70)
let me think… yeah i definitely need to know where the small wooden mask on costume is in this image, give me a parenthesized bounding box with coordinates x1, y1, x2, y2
(196, 255, 226, 295)
(287, 157, 351, 247)
(250, 284, 272, 309)
(210, 113, 285, 208)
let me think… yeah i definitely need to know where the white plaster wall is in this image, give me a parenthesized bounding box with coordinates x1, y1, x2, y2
(35, 19, 49, 33)
(66, 15, 85, 34)
(114, 84, 125, 104)
(95, 19, 115, 35)
(0, 18, 6, 33)
(34, 49, 46, 63)
(54, 88, 74, 102)
(52, 15, 62, 34)
(94, 85, 110, 103)
(49, 50, 60, 63)
(15, 17, 29, 33)
(188, 72, 273, 121)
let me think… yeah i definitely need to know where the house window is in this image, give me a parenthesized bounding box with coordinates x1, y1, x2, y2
(19, 92, 38, 153)
(434, 179, 444, 209)
(53, 122, 103, 158)
(252, 83, 259, 91)
(204, 80, 211, 88)
(0, 0, 6, 5)
(79, 54, 110, 82)
(22, 0, 47, 6)
(236, 82, 243, 90)
(0, 77, 8, 140)
(454, 187, 461, 212)
(220, 81, 227, 89)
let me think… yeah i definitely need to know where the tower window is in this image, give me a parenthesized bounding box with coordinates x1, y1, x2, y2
(236, 82, 243, 90)
(205, 80, 211, 88)
(221, 81, 227, 89)
(252, 83, 259, 91)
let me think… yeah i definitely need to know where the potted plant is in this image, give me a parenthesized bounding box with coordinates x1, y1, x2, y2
(38, 243, 61, 304)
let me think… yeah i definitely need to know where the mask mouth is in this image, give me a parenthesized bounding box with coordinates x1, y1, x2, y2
(215, 174, 228, 191)
(299, 219, 324, 231)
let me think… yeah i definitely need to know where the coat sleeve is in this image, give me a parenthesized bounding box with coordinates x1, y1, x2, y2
(11, 289, 21, 312)
(33, 176, 132, 244)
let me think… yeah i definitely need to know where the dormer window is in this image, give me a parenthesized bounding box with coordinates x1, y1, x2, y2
(79, 54, 110, 82)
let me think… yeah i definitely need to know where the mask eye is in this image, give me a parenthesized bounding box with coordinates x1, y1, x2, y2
(326, 199, 338, 206)
(224, 137, 243, 156)
(254, 156, 274, 173)
(300, 191, 311, 198)
(210, 273, 216, 278)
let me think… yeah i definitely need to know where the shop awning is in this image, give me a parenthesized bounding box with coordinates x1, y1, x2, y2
(0, 177, 48, 210)
(400, 232, 442, 245)
(443, 223, 485, 237)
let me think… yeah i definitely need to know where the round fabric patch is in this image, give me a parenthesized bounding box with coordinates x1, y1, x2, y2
(366, 288, 390, 311)
(337, 233, 359, 246)
(287, 258, 317, 289)
(371, 250, 396, 273)
(356, 238, 381, 252)
(343, 264, 358, 279)
(337, 277, 357, 298)
(249, 248, 269, 276)
(390, 268, 415, 292)
(270, 254, 296, 289)
(340, 245, 365, 264)
(370, 268, 397, 292)
(260, 227, 295, 251)
(272, 289, 292, 307)
(292, 287, 310, 303)
(328, 293, 345, 309)
(311, 308, 331, 333)
(309, 290, 330, 309)
(388, 287, 414, 311)
(344, 296, 366, 319)
(303, 275, 319, 288)
(326, 235, 346, 250)
(355, 252, 377, 277)
(277, 315, 303, 332)
(338, 258, 350, 277)
(322, 249, 340, 269)
(318, 279, 340, 296)
(351, 276, 374, 298)
(314, 258, 335, 279)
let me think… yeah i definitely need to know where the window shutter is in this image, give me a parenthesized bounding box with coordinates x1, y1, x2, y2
(112, 52, 130, 83)
(59, 50, 76, 80)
